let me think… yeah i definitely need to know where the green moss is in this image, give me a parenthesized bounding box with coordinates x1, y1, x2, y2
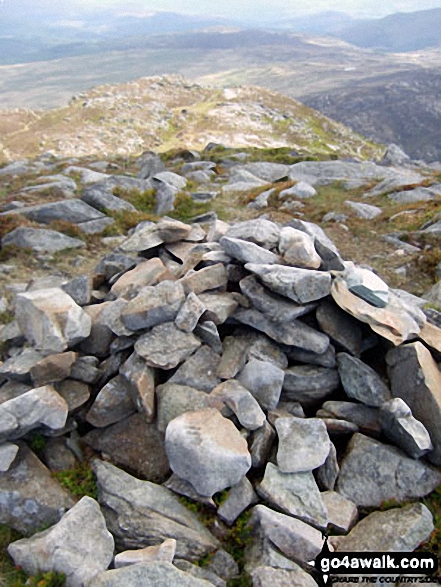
(0, 524, 28, 587)
(112, 186, 157, 215)
(53, 462, 97, 500)
(28, 432, 47, 456)
(0, 310, 14, 325)
(169, 192, 211, 223)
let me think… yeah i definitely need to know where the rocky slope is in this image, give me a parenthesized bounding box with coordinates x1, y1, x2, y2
(0, 75, 381, 164)
(1, 142, 441, 585)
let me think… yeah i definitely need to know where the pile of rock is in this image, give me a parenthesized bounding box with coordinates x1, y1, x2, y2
(1, 215, 441, 586)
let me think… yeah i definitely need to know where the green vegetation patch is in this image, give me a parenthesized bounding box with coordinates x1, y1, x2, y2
(53, 461, 97, 500)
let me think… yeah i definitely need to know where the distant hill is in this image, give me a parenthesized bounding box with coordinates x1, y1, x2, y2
(333, 8, 441, 52)
(0, 75, 382, 163)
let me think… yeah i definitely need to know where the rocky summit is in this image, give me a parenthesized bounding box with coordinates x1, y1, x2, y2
(1, 140, 441, 586)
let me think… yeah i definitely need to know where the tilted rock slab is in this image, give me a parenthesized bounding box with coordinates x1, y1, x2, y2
(92, 459, 219, 560)
(8, 497, 114, 587)
(337, 352, 391, 407)
(15, 288, 91, 352)
(336, 433, 441, 507)
(337, 503, 434, 552)
(0, 385, 68, 442)
(387, 342, 441, 465)
(114, 538, 176, 568)
(165, 408, 252, 496)
(135, 322, 201, 369)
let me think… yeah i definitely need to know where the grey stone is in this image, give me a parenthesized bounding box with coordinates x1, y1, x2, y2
(275, 416, 331, 473)
(282, 365, 340, 405)
(135, 322, 201, 369)
(388, 187, 436, 203)
(2, 228, 85, 253)
(234, 308, 329, 353)
(238, 358, 285, 411)
(239, 275, 317, 323)
(210, 380, 266, 430)
(89, 562, 214, 587)
(80, 303, 114, 357)
(248, 504, 324, 564)
(381, 144, 411, 166)
(0, 385, 68, 442)
(225, 219, 280, 248)
(0, 442, 19, 472)
(61, 275, 92, 306)
(337, 503, 434, 553)
(248, 187, 275, 209)
(280, 181, 317, 199)
(345, 200, 382, 219)
(316, 300, 363, 357)
(336, 433, 441, 507)
(64, 165, 110, 184)
(169, 346, 221, 392)
(155, 181, 177, 215)
(82, 184, 136, 212)
(175, 292, 206, 332)
(220, 237, 280, 265)
(115, 538, 176, 568)
(8, 496, 114, 587)
(257, 463, 328, 529)
(84, 413, 170, 483)
(287, 345, 337, 368)
(380, 398, 433, 459)
(318, 401, 381, 437)
(181, 263, 228, 295)
(15, 288, 91, 353)
(92, 459, 219, 559)
(194, 321, 223, 354)
(245, 263, 331, 304)
(47, 379, 90, 413)
(110, 257, 173, 300)
(137, 152, 165, 178)
(216, 335, 249, 379)
(70, 356, 100, 384)
(121, 281, 185, 331)
(175, 560, 226, 587)
(165, 408, 251, 497)
(239, 162, 290, 183)
(42, 438, 77, 472)
(337, 352, 391, 407)
(163, 474, 215, 508)
(206, 549, 239, 581)
(119, 352, 155, 421)
(86, 375, 136, 428)
(3, 199, 106, 224)
(199, 293, 238, 325)
(316, 442, 339, 491)
(78, 217, 115, 234)
(217, 476, 258, 526)
(246, 332, 289, 369)
(0, 443, 75, 535)
(249, 420, 276, 468)
(386, 342, 441, 465)
(94, 253, 137, 282)
(322, 491, 358, 534)
(153, 170, 187, 190)
(279, 227, 321, 269)
(156, 383, 212, 433)
(0, 348, 45, 382)
(119, 218, 191, 253)
(29, 352, 77, 387)
(287, 219, 344, 271)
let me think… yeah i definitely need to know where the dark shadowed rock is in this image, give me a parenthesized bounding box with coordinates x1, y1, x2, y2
(337, 352, 391, 407)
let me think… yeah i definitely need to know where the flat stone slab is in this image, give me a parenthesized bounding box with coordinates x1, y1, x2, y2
(282, 365, 340, 404)
(225, 219, 280, 248)
(0, 444, 75, 535)
(88, 562, 214, 587)
(337, 352, 391, 407)
(92, 459, 219, 560)
(336, 433, 441, 507)
(257, 463, 328, 529)
(337, 503, 434, 553)
(1, 199, 106, 224)
(238, 358, 285, 411)
(135, 322, 201, 369)
(246, 263, 331, 304)
(165, 408, 251, 497)
(275, 416, 331, 473)
(2, 227, 85, 253)
(8, 497, 114, 587)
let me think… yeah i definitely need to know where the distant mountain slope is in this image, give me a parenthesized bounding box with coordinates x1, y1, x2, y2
(303, 67, 441, 162)
(334, 8, 441, 52)
(0, 75, 381, 163)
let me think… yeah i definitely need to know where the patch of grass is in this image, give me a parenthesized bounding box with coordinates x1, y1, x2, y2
(422, 485, 441, 565)
(169, 192, 211, 223)
(112, 186, 157, 214)
(0, 244, 34, 263)
(0, 524, 28, 587)
(0, 311, 13, 325)
(106, 209, 158, 234)
(28, 432, 47, 457)
(47, 221, 84, 240)
(53, 461, 97, 500)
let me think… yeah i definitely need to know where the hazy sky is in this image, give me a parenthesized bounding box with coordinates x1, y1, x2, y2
(3, 0, 441, 21)
(70, 0, 441, 19)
